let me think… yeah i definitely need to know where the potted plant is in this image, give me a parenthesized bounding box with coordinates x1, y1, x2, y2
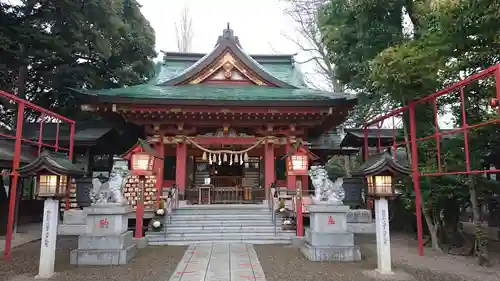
(275, 198, 286, 213)
(282, 218, 296, 230)
(281, 211, 296, 230)
(155, 200, 166, 217)
(150, 218, 164, 232)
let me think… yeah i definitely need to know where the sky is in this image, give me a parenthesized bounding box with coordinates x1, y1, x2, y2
(139, 0, 300, 56)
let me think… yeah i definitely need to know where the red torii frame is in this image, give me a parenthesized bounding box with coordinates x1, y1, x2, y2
(362, 64, 500, 256)
(0, 89, 75, 260)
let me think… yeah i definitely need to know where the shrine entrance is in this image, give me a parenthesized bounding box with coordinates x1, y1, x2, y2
(184, 139, 265, 205)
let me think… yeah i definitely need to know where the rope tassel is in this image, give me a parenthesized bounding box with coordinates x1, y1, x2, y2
(202, 152, 207, 161)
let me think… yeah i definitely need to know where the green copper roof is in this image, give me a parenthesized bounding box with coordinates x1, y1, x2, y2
(149, 62, 306, 88)
(76, 26, 351, 105)
(81, 84, 348, 101)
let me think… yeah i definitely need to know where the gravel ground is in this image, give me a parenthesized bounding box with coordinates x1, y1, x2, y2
(255, 234, 500, 281)
(0, 237, 186, 281)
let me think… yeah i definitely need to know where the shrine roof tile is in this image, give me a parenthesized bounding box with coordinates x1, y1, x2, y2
(76, 84, 354, 105)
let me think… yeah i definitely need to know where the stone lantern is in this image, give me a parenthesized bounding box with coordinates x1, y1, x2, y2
(17, 151, 85, 278)
(352, 150, 411, 275)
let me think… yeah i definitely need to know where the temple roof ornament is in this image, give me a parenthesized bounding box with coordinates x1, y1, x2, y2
(158, 24, 297, 88)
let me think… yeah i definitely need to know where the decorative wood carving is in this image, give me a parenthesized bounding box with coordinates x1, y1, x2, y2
(188, 51, 269, 85)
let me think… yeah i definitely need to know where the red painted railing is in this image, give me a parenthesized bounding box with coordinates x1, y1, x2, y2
(362, 64, 500, 256)
(0, 89, 75, 260)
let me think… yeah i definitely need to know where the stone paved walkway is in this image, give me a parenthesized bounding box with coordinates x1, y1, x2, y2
(168, 243, 267, 281)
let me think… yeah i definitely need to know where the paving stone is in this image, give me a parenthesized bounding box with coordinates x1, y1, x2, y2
(166, 243, 267, 281)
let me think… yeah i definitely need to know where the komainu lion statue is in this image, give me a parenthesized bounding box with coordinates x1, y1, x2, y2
(309, 165, 345, 204)
(90, 164, 130, 205)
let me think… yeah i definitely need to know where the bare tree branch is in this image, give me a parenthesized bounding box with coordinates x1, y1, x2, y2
(282, 0, 342, 92)
(175, 6, 194, 53)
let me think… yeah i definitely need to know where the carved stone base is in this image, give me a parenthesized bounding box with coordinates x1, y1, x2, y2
(70, 205, 138, 265)
(300, 204, 361, 262)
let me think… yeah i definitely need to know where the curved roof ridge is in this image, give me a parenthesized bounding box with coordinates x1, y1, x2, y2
(157, 25, 297, 88)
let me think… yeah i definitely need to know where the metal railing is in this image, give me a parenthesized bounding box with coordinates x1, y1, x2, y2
(164, 185, 178, 235)
(270, 182, 277, 236)
(185, 186, 265, 204)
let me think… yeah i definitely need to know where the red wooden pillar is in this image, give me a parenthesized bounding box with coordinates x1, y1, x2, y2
(285, 142, 295, 190)
(296, 177, 304, 237)
(135, 175, 146, 239)
(264, 141, 275, 198)
(155, 136, 165, 208)
(300, 174, 308, 194)
(175, 142, 187, 198)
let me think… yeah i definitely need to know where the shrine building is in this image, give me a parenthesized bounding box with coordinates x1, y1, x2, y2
(75, 25, 356, 208)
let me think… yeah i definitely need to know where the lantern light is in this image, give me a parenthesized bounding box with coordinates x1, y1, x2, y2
(366, 174, 394, 197)
(131, 152, 154, 173)
(490, 98, 499, 108)
(37, 174, 68, 198)
(286, 150, 309, 176)
(352, 150, 411, 199)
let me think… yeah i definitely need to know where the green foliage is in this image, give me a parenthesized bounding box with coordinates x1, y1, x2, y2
(318, 0, 407, 126)
(319, 0, 500, 262)
(324, 157, 346, 181)
(278, 199, 285, 210)
(0, 0, 157, 123)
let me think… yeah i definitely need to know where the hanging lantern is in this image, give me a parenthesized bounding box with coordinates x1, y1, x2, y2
(490, 98, 499, 108)
(122, 139, 162, 176)
(131, 152, 154, 174)
(202, 152, 207, 161)
(286, 150, 309, 176)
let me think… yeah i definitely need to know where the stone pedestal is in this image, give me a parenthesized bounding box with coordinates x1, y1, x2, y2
(300, 204, 361, 262)
(70, 204, 138, 265)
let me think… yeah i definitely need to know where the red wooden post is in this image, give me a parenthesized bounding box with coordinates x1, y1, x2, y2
(300, 174, 308, 194)
(135, 175, 146, 239)
(264, 141, 275, 198)
(156, 135, 165, 208)
(285, 142, 295, 190)
(409, 103, 424, 256)
(495, 68, 500, 116)
(296, 177, 304, 237)
(175, 142, 187, 198)
(3, 103, 25, 260)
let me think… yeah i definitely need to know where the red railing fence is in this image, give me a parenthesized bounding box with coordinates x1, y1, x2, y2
(362, 64, 500, 256)
(0, 89, 75, 260)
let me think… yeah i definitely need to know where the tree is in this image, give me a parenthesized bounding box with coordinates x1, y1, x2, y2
(320, 0, 500, 265)
(318, 0, 407, 127)
(175, 6, 194, 53)
(282, 0, 341, 92)
(0, 0, 157, 124)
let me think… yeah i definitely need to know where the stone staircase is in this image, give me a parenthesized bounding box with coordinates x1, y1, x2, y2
(147, 204, 295, 245)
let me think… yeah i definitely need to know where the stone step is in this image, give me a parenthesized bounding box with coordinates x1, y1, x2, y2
(170, 214, 272, 220)
(147, 234, 294, 245)
(172, 210, 272, 215)
(177, 204, 266, 209)
(148, 238, 292, 245)
(163, 232, 296, 238)
(166, 226, 294, 234)
(166, 220, 283, 227)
